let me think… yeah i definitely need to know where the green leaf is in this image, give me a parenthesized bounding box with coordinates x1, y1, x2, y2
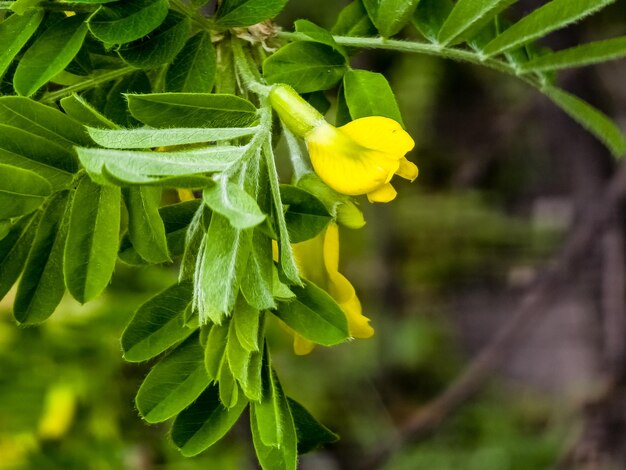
(203, 182, 266, 230)
(127, 93, 258, 128)
(118, 11, 191, 69)
(233, 296, 261, 353)
(241, 232, 276, 310)
(136, 333, 210, 423)
(216, 0, 289, 27)
(0, 96, 91, 147)
(196, 214, 251, 324)
(437, 0, 517, 46)
(122, 281, 195, 362)
(543, 86, 626, 158)
(254, 350, 283, 447)
(0, 125, 76, 189)
(0, 213, 39, 301)
(294, 20, 344, 55)
(166, 32, 216, 93)
(60, 94, 119, 129)
(343, 69, 404, 125)
(263, 42, 348, 93)
(482, 0, 615, 56)
(280, 185, 331, 243)
(0, 9, 44, 79)
(171, 384, 247, 457)
(362, 0, 420, 37)
(288, 398, 339, 454)
(13, 15, 89, 97)
(0, 164, 52, 219)
(14, 191, 69, 325)
(88, 125, 257, 149)
(87, 0, 169, 44)
(123, 187, 170, 264)
(204, 322, 229, 381)
(412, 0, 454, 42)
(64, 177, 121, 303)
(102, 71, 152, 127)
(251, 355, 297, 470)
(274, 280, 349, 347)
(332, 1, 377, 38)
(520, 36, 626, 72)
(76, 146, 244, 183)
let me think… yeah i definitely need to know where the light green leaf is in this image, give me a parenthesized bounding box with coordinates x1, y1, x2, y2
(123, 187, 170, 264)
(76, 146, 244, 182)
(233, 296, 261, 353)
(437, 0, 517, 46)
(136, 333, 210, 423)
(294, 19, 344, 55)
(9, 0, 40, 15)
(0, 9, 44, 79)
(332, 1, 377, 38)
(280, 185, 331, 243)
(288, 398, 339, 454)
(362, 0, 420, 37)
(254, 350, 283, 448)
(88, 126, 257, 149)
(203, 182, 266, 230)
(227, 314, 251, 385)
(216, 0, 289, 27)
(171, 384, 247, 457)
(127, 93, 258, 128)
(240, 232, 275, 311)
(343, 69, 404, 126)
(543, 86, 626, 158)
(13, 15, 88, 97)
(60, 94, 120, 129)
(204, 322, 229, 381)
(196, 214, 251, 324)
(166, 32, 216, 93)
(64, 177, 121, 303)
(263, 42, 348, 93)
(0, 213, 39, 301)
(122, 281, 196, 362)
(274, 280, 349, 347)
(118, 11, 191, 69)
(0, 96, 91, 147)
(14, 191, 69, 325)
(482, 0, 615, 56)
(520, 36, 626, 72)
(218, 354, 239, 409)
(87, 0, 169, 44)
(0, 164, 52, 219)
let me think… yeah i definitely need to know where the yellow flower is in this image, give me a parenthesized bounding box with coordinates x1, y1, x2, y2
(291, 223, 374, 355)
(306, 118, 417, 203)
(269, 84, 418, 203)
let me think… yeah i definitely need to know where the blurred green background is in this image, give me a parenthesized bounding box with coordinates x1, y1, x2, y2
(3, 0, 626, 469)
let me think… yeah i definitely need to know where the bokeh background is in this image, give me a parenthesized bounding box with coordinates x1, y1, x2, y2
(2, 1, 626, 469)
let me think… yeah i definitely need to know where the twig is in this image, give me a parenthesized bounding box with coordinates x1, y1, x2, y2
(359, 162, 626, 469)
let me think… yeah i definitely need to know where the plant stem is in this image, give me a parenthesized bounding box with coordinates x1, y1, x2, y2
(0, 1, 97, 12)
(231, 38, 272, 96)
(40, 67, 136, 103)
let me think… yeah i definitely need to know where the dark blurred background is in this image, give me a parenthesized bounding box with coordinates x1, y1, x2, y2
(2, 1, 626, 469)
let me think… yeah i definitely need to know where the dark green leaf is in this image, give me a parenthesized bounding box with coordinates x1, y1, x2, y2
(233, 295, 261, 353)
(343, 68, 403, 124)
(0, 164, 52, 219)
(0, 9, 44, 79)
(288, 398, 339, 454)
(204, 322, 229, 381)
(136, 333, 210, 423)
(274, 280, 349, 347)
(203, 182, 266, 230)
(0, 213, 39, 301)
(60, 94, 119, 129)
(362, 0, 420, 37)
(122, 281, 195, 362)
(263, 42, 348, 93)
(280, 185, 331, 243)
(13, 15, 88, 97)
(166, 31, 216, 93)
(64, 177, 121, 303)
(332, 1, 377, 38)
(123, 186, 170, 264)
(294, 20, 344, 55)
(241, 232, 275, 310)
(216, 0, 289, 27)
(171, 384, 247, 457)
(412, 0, 454, 42)
(127, 93, 258, 128)
(87, 0, 169, 44)
(102, 71, 152, 127)
(14, 191, 69, 325)
(482, 0, 615, 56)
(227, 313, 251, 384)
(118, 11, 191, 69)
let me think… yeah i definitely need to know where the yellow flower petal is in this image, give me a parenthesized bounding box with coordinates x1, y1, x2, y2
(396, 157, 418, 181)
(339, 116, 415, 156)
(293, 334, 316, 355)
(339, 293, 374, 338)
(367, 183, 397, 203)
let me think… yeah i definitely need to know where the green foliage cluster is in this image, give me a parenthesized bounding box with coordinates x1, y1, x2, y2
(0, 0, 624, 468)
